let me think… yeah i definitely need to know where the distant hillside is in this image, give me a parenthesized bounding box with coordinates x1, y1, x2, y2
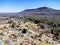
(17, 7, 60, 16)
(0, 7, 60, 17)
(0, 13, 16, 17)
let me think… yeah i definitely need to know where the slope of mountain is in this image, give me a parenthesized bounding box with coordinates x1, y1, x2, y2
(17, 7, 60, 16)
(0, 7, 60, 17)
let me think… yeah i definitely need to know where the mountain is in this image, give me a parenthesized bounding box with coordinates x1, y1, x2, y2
(0, 7, 60, 17)
(17, 7, 60, 16)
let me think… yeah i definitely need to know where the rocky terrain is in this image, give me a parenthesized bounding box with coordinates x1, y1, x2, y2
(0, 16, 60, 45)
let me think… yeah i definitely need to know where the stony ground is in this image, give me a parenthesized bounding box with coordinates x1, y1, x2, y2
(0, 17, 60, 45)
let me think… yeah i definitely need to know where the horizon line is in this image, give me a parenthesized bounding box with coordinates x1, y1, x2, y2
(0, 6, 60, 13)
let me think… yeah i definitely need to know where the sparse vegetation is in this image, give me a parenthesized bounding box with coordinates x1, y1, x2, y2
(51, 28, 60, 40)
(11, 23, 16, 28)
(0, 16, 60, 45)
(8, 20, 13, 24)
(22, 29, 27, 34)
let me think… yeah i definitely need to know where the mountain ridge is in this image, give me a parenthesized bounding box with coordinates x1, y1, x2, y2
(0, 7, 60, 16)
(16, 7, 60, 16)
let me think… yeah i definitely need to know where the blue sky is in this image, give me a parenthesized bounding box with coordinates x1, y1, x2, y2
(0, 0, 60, 13)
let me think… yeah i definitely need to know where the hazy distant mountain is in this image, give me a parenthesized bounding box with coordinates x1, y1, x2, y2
(0, 7, 60, 17)
(0, 13, 16, 17)
(17, 7, 60, 16)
